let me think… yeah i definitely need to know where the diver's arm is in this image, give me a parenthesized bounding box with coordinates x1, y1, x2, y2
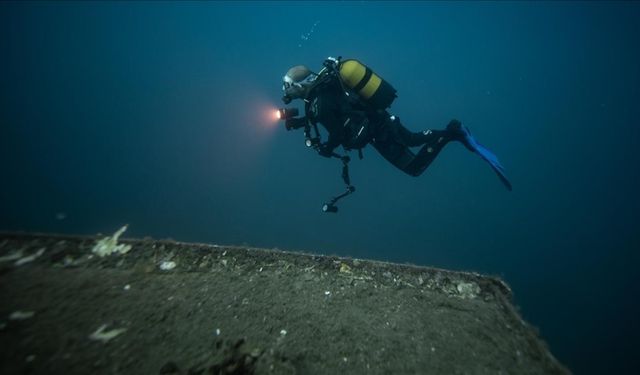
(315, 93, 344, 157)
(318, 135, 341, 157)
(317, 114, 344, 157)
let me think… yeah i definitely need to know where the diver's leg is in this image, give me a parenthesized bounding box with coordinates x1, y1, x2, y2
(372, 117, 454, 177)
(404, 137, 450, 176)
(371, 137, 418, 175)
(374, 117, 513, 188)
(372, 137, 447, 177)
(386, 116, 451, 147)
(387, 116, 454, 176)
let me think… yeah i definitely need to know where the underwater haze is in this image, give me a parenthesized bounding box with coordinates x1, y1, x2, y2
(1, 1, 639, 374)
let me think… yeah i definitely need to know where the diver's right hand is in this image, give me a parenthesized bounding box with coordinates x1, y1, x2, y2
(285, 117, 307, 131)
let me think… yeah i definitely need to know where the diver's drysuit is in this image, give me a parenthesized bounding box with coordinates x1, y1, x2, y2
(297, 73, 455, 177)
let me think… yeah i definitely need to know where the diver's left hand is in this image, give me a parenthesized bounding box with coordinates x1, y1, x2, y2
(317, 143, 333, 158)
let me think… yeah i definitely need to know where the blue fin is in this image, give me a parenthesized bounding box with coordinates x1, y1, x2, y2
(460, 126, 512, 191)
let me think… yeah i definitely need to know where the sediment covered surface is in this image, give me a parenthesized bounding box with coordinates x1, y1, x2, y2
(0, 232, 570, 375)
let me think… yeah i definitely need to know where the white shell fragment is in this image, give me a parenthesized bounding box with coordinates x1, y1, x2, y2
(0, 250, 24, 263)
(159, 261, 176, 271)
(92, 225, 132, 257)
(15, 248, 46, 266)
(89, 324, 126, 343)
(9, 311, 35, 321)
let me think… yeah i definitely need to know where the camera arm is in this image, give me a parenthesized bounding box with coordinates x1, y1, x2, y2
(322, 154, 356, 213)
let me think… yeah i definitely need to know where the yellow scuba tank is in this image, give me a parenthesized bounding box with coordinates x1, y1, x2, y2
(338, 59, 397, 109)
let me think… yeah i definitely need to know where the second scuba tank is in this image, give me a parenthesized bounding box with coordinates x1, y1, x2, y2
(338, 59, 397, 109)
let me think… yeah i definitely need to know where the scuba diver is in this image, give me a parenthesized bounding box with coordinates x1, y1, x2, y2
(278, 57, 511, 212)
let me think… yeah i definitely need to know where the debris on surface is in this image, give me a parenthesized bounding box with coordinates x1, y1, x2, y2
(88, 324, 127, 343)
(61, 255, 76, 267)
(15, 248, 45, 266)
(339, 262, 352, 273)
(92, 225, 132, 257)
(456, 281, 481, 299)
(9, 311, 35, 321)
(159, 261, 176, 271)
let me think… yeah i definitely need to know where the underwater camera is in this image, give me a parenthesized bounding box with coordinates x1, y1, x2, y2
(277, 108, 307, 131)
(276, 107, 298, 120)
